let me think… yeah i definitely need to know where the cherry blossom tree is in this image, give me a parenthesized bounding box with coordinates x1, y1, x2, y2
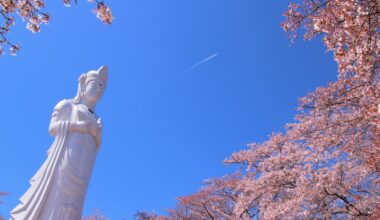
(135, 211, 165, 220)
(82, 209, 109, 220)
(281, 0, 379, 175)
(135, 174, 246, 220)
(0, 0, 113, 55)
(139, 0, 379, 219)
(167, 174, 245, 220)
(226, 134, 379, 218)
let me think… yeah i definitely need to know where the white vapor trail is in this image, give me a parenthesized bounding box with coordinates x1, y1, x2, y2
(181, 52, 219, 74)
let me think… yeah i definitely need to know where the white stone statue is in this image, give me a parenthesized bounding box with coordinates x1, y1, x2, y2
(10, 66, 108, 220)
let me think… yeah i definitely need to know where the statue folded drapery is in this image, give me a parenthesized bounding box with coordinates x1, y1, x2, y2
(11, 66, 108, 220)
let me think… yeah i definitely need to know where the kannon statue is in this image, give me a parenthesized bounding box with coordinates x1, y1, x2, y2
(11, 66, 108, 220)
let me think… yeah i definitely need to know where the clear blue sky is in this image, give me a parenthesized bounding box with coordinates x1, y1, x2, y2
(0, 1, 338, 219)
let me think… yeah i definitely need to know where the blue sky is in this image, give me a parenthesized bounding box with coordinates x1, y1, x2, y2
(0, 1, 338, 219)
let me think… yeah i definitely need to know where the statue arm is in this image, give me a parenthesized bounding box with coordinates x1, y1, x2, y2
(49, 99, 96, 136)
(49, 99, 73, 136)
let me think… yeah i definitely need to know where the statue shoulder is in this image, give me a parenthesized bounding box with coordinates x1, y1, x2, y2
(53, 99, 74, 114)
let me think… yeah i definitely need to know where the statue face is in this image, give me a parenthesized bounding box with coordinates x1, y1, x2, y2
(83, 79, 105, 104)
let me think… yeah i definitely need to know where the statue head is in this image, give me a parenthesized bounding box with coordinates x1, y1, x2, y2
(73, 66, 108, 108)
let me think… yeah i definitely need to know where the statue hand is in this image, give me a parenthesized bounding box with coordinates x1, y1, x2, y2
(94, 118, 103, 147)
(90, 121, 102, 139)
(69, 121, 93, 134)
(69, 120, 102, 144)
(97, 118, 102, 129)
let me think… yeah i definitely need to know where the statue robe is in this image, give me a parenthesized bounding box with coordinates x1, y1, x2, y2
(11, 100, 99, 220)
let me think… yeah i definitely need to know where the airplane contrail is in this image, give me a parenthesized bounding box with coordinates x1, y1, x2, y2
(180, 52, 219, 75)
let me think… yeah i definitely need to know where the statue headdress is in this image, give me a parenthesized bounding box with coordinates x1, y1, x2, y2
(73, 65, 108, 104)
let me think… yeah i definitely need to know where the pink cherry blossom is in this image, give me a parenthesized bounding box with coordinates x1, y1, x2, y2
(0, 0, 113, 55)
(92, 2, 113, 25)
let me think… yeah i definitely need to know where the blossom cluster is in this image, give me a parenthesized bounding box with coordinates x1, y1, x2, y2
(65, 0, 114, 25)
(282, 0, 379, 77)
(0, 0, 112, 56)
(92, 1, 113, 25)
